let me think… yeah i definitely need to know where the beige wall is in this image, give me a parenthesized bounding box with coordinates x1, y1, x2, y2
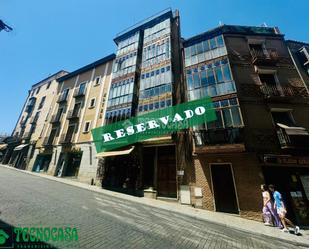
(13, 71, 67, 147)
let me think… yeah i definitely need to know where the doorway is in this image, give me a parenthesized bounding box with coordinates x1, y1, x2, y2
(211, 164, 239, 214)
(157, 145, 177, 198)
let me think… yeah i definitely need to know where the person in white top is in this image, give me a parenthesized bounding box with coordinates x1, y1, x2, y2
(261, 184, 282, 228)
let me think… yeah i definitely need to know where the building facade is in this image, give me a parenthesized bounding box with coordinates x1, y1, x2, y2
(5, 71, 68, 169)
(5, 9, 309, 225)
(99, 9, 186, 199)
(183, 25, 309, 224)
(38, 55, 115, 183)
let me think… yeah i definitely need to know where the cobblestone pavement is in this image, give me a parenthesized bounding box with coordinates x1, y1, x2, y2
(0, 166, 307, 249)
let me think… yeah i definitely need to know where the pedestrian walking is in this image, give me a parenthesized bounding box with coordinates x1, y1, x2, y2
(261, 184, 282, 227)
(268, 184, 300, 235)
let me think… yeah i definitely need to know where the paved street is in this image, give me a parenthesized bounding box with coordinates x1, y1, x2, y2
(0, 166, 307, 249)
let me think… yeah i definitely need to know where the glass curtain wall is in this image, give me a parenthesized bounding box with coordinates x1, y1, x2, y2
(184, 35, 244, 132)
(105, 32, 140, 124)
(138, 18, 173, 115)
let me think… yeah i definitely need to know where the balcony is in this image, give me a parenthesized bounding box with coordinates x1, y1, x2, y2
(22, 132, 31, 140)
(67, 109, 80, 120)
(50, 114, 62, 124)
(57, 93, 68, 103)
(276, 125, 309, 150)
(251, 49, 279, 66)
(73, 87, 86, 98)
(194, 127, 244, 146)
(29, 115, 39, 124)
(260, 84, 309, 98)
(42, 136, 54, 146)
(59, 133, 74, 144)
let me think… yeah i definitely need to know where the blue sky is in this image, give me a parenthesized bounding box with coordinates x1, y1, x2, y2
(1, 0, 308, 134)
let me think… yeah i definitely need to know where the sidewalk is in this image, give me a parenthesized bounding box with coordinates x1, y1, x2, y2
(1, 164, 309, 247)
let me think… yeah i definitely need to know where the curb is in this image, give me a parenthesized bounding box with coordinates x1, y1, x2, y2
(1, 164, 309, 247)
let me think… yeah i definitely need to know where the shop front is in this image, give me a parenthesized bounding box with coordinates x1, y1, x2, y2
(262, 154, 309, 226)
(10, 144, 29, 169)
(55, 149, 83, 177)
(97, 143, 177, 198)
(98, 146, 141, 196)
(142, 144, 177, 199)
(32, 153, 52, 172)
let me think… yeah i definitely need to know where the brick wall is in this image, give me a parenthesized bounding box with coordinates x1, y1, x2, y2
(190, 152, 264, 221)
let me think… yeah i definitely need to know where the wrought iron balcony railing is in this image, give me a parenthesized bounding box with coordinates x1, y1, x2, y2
(276, 126, 309, 149)
(193, 127, 244, 147)
(260, 84, 309, 98)
(59, 133, 74, 144)
(57, 93, 68, 103)
(73, 87, 86, 98)
(251, 48, 279, 65)
(50, 114, 62, 124)
(67, 109, 80, 120)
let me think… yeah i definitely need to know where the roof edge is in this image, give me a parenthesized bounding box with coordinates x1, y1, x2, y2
(57, 53, 116, 82)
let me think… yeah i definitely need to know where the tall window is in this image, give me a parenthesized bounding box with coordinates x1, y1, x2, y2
(46, 81, 51, 90)
(186, 58, 235, 100)
(83, 121, 91, 133)
(79, 82, 86, 95)
(38, 96, 46, 109)
(271, 111, 295, 127)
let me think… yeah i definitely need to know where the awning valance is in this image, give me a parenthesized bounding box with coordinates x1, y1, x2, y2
(277, 123, 309, 136)
(0, 144, 8, 150)
(96, 146, 134, 158)
(14, 144, 29, 151)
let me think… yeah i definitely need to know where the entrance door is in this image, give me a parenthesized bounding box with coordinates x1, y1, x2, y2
(211, 164, 239, 214)
(65, 153, 82, 177)
(157, 146, 177, 198)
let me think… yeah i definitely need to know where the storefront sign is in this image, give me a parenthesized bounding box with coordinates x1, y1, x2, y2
(92, 97, 216, 152)
(263, 155, 309, 166)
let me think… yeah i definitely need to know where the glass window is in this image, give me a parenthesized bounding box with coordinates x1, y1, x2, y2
(154, 87, 160, 96)
(215, 66, 224, 83)
(160, 100, 165, 108)
(166, 99, 172, 106)
(216, 36, 224, 47)
(196, 42, 203, 54)
(144, 104, 148, 111)
(209, 84, 217, 96)
(220, 100, 229, 107)
(231, 107, 242, 126)
(149, 103, 154, 110)
(213, 101, 220, 108)
(185, 47, 191, 58)
(154, 102, 159, 109)
(222, 64, 232, 81)
(193, 73, 200, 88)
(187, 74, 194, 90)
(129, 82, 134, 94)
(191, 45, 197, 56)
(200, 71, 207, 87)
(209, 110, 223, 129)
(222, 109, 233, 127)
(203, 40, 209, 52)
(209, 38, 217, 49)
(229, 98, 238, 106)
(207, 69, 215, 84)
